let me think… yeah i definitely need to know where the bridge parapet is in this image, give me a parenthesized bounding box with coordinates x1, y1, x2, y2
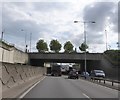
(29, 53, 102, 61)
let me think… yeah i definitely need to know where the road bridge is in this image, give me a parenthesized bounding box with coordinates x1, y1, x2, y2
(28, 53, 103, 72)
(29, 53, 102, 63)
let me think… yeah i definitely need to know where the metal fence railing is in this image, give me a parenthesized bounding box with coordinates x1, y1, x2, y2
(90, 77, 120, 87)
(79, 76, 120, 90)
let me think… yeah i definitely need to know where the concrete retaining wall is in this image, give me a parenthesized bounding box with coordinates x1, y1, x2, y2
(0, 41, 28, 64)
(99, 55, 119, 80)
(13, 48, 28, 64)
(1, 62, 46, 98)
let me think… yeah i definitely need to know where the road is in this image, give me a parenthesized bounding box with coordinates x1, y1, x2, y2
(23, 76, 119, 99)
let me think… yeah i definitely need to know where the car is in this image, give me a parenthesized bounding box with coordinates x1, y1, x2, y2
(68, 69, 79, 79)
(90, 70, 105, 78)
(81, 72, 89, 78)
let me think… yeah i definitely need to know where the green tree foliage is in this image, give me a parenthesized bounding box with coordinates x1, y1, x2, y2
(64, 41, 74, 53)
(79, 43, 88, 52)
(36, 39, 48, 53)
(49, 39, 62, 53)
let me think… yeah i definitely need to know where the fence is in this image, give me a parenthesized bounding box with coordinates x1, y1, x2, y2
(89, 77, 120, 91)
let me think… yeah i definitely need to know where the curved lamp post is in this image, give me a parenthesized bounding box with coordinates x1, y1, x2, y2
(74, 20, 95, 78)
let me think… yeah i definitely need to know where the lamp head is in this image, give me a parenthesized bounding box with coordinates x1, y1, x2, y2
(92, 21, 96, 23)
(74, 21, 79, 23)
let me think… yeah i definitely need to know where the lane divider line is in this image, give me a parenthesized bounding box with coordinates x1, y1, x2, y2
(19, 76, 46, 98)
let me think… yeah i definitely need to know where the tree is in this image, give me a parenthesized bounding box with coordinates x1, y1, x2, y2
(49, 39, 62, 53)
(79, 42, 88, 52)
(64, 41, 74, 53)
(36, 39, 48, 53)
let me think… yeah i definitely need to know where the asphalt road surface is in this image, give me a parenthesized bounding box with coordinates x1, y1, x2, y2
(23, 76, 119, 99)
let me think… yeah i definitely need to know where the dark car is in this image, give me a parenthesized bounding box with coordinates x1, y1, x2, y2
(68, 69, 79, 79)
(90, 70, 105, 78)
(81, 72, 89, 78)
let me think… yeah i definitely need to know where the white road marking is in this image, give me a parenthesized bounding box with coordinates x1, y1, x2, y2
(82, 93, 93, 100)
(82, 93, 90, 98)
(19, 76, 46, 98)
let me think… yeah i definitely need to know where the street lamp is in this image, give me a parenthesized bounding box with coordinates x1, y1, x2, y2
(74, 20, 95, 78)
(21, 29, 28, 52)
(117, 42, 120, 50)
(105, 30, 108, 51)
(1, 31, 3, 40)
(1, 29, 5, 40)
(29, 33, 32, 52)
(104, 24, 113, 51)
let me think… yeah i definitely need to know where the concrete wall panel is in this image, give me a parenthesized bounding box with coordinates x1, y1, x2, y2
(1, 62, 46, 93)
(7, 77, 15, 88)
(0, 41, 28, 64)
(2, 65, 10, 85)
(0, 48, 2, 61)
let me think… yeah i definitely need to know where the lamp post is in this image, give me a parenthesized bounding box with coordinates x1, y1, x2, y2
(1, 29, 5, 40)
(29, 33, 32, 52)
(1, 31, 4, 63)
(21, 29, 28, 52)
(104, 23, 113, 51)
(1, 31, 3, 40)
(117, 42, 120, 50)
(105, 30, 108, 51)
(74, 20, 95, 78)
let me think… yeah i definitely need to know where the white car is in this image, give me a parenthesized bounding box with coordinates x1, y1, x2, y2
(90, 70, 105, 78)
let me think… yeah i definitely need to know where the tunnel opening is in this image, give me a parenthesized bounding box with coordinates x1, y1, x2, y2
(30, 59, 101, 74)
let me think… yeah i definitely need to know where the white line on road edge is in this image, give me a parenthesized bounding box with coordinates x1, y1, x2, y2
(82, 93, 92, 100)
(82, 93, 90, 98)
(83, 93, 93, 100)
(19, 76, 46, 98)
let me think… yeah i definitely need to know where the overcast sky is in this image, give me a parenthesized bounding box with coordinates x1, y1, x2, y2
(0, 0, 119, 52)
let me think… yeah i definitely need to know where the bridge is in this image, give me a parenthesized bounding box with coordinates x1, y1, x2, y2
(28, 53, 103, 72)
(29, 52, 102, 63)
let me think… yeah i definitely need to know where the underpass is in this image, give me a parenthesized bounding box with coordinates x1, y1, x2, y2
(29, 53, 119, 79)
(29, 53, 102, 73)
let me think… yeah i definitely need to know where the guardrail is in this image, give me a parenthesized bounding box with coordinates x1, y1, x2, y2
(90, 77, 120, 87)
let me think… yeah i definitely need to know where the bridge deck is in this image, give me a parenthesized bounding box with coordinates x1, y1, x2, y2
(29, 53, 102, 61)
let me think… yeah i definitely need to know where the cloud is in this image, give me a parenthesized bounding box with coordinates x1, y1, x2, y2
(2, 1, 118, 53)
(83, 2, 116, 32)
(32, 2, 69, 12)
(82, 2, 118, 50)
(86, 32, 104, 44)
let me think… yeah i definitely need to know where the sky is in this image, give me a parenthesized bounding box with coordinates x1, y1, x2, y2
(0, 0, 119, 53)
